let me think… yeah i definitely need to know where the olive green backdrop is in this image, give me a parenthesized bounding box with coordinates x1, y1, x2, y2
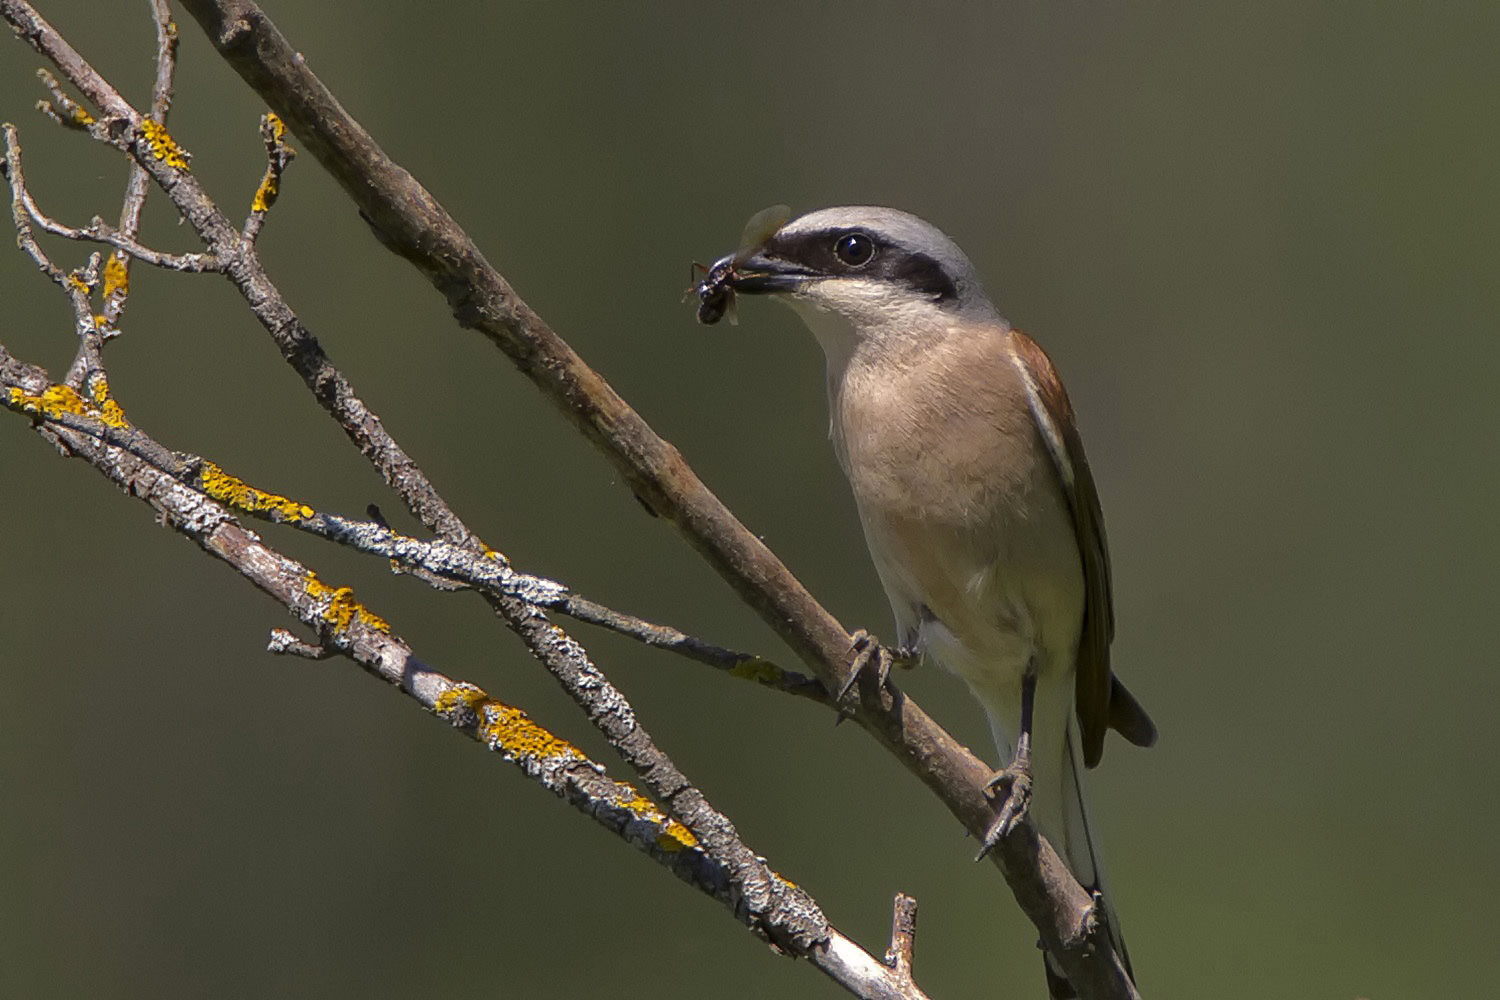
(3, 3, 1496, 997)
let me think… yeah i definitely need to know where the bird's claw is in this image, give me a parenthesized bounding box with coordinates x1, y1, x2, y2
(835, 629, 918, 709)
(1081, 890, 1105, 938)
(975, 762, 1033, 860)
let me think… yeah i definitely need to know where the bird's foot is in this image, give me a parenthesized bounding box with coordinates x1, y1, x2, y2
(975, 759, 1033, 860)
(1080, 889, 1106, 939)
(835, 629, 918, 709)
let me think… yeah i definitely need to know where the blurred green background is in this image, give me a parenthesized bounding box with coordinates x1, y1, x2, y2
(3, 3, 1497, 997)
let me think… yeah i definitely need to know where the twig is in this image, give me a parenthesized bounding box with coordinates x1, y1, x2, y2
(97, 0, 178, 331)
(885, 894, 919, 986)
(265, 628, 332, 659)
(4, 125, 104, 370)
(556, 592, 828, 701)
(6, 132, 218, 272)
(242, 110, 291, 243)
(34, 66, 97, 129)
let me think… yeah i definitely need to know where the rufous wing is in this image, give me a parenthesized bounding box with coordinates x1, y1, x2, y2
(1008, 330, 1156, 767)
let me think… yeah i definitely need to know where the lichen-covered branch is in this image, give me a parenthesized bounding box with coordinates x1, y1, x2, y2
(0, 352, 931, 999)
(0, 343, 760, 936)
(0, 339, 931, 998)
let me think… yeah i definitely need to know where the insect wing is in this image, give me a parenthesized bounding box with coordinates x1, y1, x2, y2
(733, 204, 791, 265)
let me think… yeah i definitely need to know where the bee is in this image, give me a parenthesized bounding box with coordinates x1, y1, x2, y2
(690, 204, 791, 326)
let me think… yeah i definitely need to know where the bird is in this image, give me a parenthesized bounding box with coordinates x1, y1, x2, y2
(695, 205, 1157, 998)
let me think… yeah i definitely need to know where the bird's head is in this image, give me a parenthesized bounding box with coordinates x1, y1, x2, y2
(701, 205, 1003, 366)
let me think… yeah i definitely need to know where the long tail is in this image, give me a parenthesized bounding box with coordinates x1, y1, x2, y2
(1042, 723, 1134, 999)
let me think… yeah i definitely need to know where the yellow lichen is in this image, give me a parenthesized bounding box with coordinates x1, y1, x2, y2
(196, 460, 314, 523)
(432, 686, 698, 852)
(621, 793, 699, 851)
(251, 171, 278, 213)
(433, 685, 582, 765)
(251, 113, 292, 213)
(87, 376, 127, 428)
(66, 273, 90, 295)
(479, 701, 584, 763)
(102, 252, 129, 300)
(69, 105, 95, 127)
(656, 820, 698, 852)
(139, 119, 189, 170)
(303, 572, 391, 634)
(7, 383, 129, 430)
(434, 682, 490, 718)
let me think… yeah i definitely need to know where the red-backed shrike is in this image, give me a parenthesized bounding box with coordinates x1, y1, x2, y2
(698, 206, 1157, 998)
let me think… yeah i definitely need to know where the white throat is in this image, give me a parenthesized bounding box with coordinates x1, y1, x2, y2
(780, 296, 861, 385)
(777, 279, 972, 390)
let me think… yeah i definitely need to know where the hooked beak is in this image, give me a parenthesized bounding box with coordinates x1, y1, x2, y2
(725, 253, 815, 294)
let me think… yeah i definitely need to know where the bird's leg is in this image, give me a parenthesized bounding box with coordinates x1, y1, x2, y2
(976, 666, 1037, 860)
(837, 628, 919, 706)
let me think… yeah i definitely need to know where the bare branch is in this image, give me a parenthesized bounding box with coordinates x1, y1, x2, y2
(556, 592, 828, 701)
(3, 125, 107, 378)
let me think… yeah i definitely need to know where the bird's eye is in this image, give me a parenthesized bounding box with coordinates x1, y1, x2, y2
(833, 232, 876, 267)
